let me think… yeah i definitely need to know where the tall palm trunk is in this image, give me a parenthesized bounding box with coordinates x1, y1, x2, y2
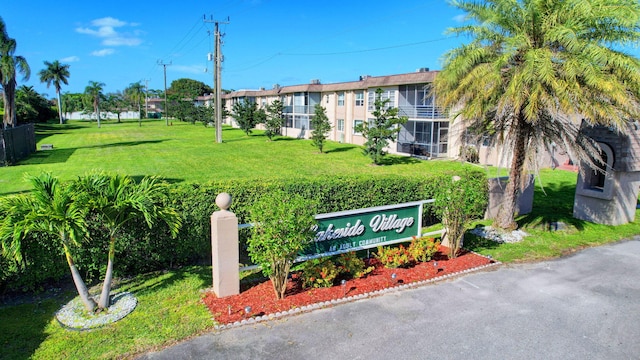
(62, 241, 96, 312)
(2, 80, 16, 128)
(56, 89, 63, 124)
(98, 235, 116, 309)
(495, 116, 528, 230)
(95, 101, 101, 128)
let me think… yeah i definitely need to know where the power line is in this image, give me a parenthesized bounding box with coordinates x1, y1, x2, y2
(282, 37, 453, 56)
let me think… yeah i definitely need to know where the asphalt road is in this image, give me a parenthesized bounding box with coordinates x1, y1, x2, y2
(139, 237, 640, 360)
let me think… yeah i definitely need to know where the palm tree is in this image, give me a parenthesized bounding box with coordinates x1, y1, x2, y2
(73, 173, 181, 310)
(434, 0, 640, 230)
(0, 173, 97, 312)
(124, 82, 144, 126)
(38, 60, 71, 125)
(0, 16, 31, 128)
(84, 81, 105, 128)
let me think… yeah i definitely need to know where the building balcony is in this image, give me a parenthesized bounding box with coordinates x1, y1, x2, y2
(398, 105, 447, 119)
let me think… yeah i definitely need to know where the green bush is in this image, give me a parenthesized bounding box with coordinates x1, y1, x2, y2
(248, 191, 317, 299)
(298, 253, 374, 288)
(0, 171, 487, 293)
(334, 253, 374, 279)
(299, 257, 340, 288)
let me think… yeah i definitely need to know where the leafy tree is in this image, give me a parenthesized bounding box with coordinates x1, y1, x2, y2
(103, 92, 127, 123)
(124, 82, 144, 125)
(355, 88, 407, 165)
(232, 100, 260, 135)
(168, 78, 212, 100)
(432, 171, 487, 259)
(73, 173, 181, 310)
(248, 191, 317, 299)
(433, 0, 640, 230)
(84, 81, 105, 128)
(15, 85, 55, 123)
(0, 173, 96, 312)
(38, 60, 70, 124)
(0, 16, 31, 128)
(264, 99, 285, 140)
(62, 92, 84, 120)
(310, 104, 331, 153)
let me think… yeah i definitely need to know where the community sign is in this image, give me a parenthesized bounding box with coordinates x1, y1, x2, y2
(302, 200, 430, 259)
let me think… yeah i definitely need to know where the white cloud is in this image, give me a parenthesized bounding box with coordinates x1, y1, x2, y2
(453, 14, 467, 23)
(92, 17, 126, 28)
(76, 17, 142, 47)
(61, 56, 80, 62)
(91, 49, 115, 57)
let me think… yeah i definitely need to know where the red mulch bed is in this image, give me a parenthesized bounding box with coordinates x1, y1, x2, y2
(202, 246, 496, 325)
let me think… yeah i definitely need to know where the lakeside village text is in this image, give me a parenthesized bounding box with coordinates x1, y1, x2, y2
(313, 213, 416, 252)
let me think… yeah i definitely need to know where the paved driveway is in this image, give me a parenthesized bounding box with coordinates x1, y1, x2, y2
(140, 238, 640, 360)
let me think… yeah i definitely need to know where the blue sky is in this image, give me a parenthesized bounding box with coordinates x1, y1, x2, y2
(5, 0, 639, 99)
(1, 0, 471, 97)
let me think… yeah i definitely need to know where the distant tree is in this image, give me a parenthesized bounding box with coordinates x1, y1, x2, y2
(168, 78, 212, 100)
(62, 92, 84, 120)
(124, 82, 144, 125)
(264, 99, 285, 140)
(84, 81, 105, 127)
(310, 104, 331, 153)
(355, 88, 407, 165)
(38, 60, 70, 124)
(0, 16, 31, 128)
(103, 92, 127, 123)
(232, 100, 260, 135)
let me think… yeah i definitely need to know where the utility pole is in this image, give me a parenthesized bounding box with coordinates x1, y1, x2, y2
(205, 16, 229, 143)
(157, 60, 171, 126)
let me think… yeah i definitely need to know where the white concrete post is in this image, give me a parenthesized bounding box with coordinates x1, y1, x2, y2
(211, 193, 239, 297)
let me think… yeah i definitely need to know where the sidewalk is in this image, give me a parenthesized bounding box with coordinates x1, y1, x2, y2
(139, 237, 640, 360)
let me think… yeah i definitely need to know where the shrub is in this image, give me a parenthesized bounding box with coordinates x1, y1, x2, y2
(248, 191, 317, 299)
(432, 170, 488, 258)
(374, 244, 412, 268)
(335, 253, 374, 279)
(408, 236, 440, 263)
(299, 257, 340, 288)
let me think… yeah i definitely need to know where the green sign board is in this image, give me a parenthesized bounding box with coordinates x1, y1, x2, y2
(300, 201, 429, 259)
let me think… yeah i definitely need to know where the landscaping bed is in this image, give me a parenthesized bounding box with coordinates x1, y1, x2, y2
(202, 246, 496, 326)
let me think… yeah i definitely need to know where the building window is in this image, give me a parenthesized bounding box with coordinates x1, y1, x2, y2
(576, 142, 614, 200)
(353, 119, 364, 135)
(367, 88, 395, 111)
(355, 92, 364, 106)
(337, 119, 344, 132)
(338, 92, 345, 107)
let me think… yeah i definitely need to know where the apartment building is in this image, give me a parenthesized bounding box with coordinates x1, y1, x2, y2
(221, 69, 454, 159)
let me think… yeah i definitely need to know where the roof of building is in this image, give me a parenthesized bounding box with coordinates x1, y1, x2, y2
(221, 70, 439, 99)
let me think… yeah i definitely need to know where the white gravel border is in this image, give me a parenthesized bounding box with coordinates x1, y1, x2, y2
(56, 292, 137, 330)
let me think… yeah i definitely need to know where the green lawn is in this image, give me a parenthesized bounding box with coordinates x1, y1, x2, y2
(0, 119, 468, 195)
(0, 118, 639, 359)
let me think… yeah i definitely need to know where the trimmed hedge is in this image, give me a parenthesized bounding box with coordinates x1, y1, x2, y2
(0, 171, 487, 293)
